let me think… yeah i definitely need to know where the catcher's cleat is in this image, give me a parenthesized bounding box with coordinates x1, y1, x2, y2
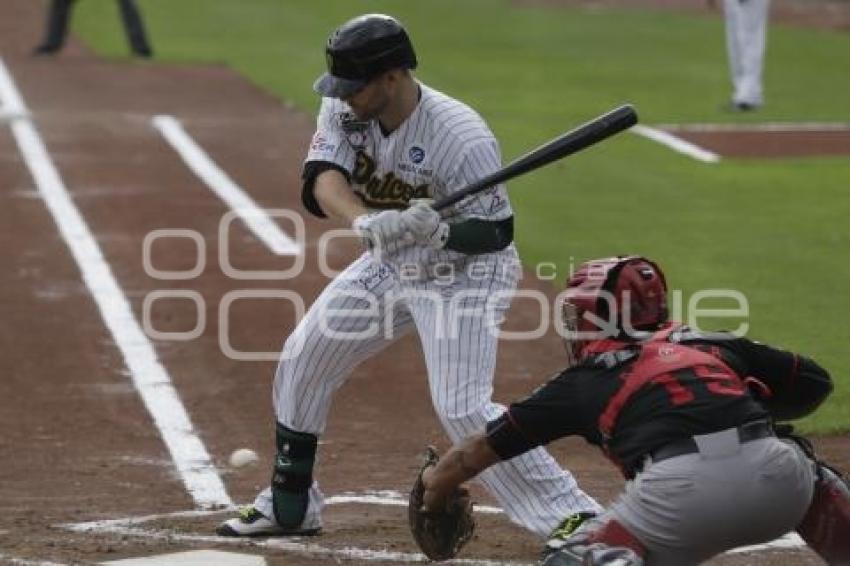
(216, 507, 321, 537)
(542, 511, 597, 555)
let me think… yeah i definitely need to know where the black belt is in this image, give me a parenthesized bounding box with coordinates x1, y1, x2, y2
(649, 420, 775, 463)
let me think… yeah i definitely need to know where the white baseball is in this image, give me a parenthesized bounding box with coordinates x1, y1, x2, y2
(229, 448, 259, 468)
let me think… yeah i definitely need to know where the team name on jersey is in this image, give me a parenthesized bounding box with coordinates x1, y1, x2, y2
(352, 150, 430, 208)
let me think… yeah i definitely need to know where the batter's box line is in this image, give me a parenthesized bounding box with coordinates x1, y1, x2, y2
(64, 524, 529, 565)
(59, 493, 503, 531)
(58, 492, 804, 560)
(0, 553, 68, 566)
(59, 494, 515, 565)
(60, 503, 524, 566)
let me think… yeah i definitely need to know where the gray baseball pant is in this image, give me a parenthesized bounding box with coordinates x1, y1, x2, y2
(562, 428, 814, 565)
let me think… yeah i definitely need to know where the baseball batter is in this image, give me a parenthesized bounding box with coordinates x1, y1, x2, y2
(218, 13, 600, 538)
(713, 0, 770, 110)
(419, 256, 835, 565)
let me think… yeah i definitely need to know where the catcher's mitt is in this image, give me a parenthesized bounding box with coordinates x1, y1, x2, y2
(408, 446, 475, 561)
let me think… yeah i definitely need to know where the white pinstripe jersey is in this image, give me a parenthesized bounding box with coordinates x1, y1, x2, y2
(305, 83, 515, 272)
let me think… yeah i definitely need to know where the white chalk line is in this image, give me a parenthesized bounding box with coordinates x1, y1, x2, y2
(65, 524, 527, 565)
(0, 554, 69, 566)
(60, 495, 517, 565)
(656, 121, 850, 133)
(726, 532, 806, 554)
(152, 115, 300, 256)
(0, 58, 231, 509)
(61, 492, 804, 559)
(630, 124, 720, 163)
(61, 494, 503, 532)
(0, 106, 31, 123)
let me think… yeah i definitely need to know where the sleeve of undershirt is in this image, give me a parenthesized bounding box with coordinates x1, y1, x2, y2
(722, 337, 833, 421)
(486, 368, 590, 461)
(301, 98, 358, 218)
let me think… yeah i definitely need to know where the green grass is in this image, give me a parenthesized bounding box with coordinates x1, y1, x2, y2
(74, 0, 850, 432)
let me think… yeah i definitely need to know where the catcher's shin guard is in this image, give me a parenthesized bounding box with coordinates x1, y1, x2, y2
(541, 518, 645, 566)
(271, 423, 318, 529)
(796, 461, 850, 564)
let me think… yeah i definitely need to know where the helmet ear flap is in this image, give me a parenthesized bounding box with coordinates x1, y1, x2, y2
(605, 257, 669, 332)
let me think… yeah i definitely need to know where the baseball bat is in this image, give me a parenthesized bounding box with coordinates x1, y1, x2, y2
(432, 104, 638, 211)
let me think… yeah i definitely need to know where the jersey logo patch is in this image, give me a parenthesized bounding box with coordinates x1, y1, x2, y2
(347, 130, 366, 149)
(337, 112, 369, 149)
(353, 150, 430, 208)
(310, 133, 336, 153)
(409, 145, 425, 164)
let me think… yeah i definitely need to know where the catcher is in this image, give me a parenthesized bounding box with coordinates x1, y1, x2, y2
(410, 255, 846, 565)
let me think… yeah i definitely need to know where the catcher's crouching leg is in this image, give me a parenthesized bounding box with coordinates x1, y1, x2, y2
(540, 518, 646, 566)
(778, 426, 850, 564)
(796, 461, 850, 564)
(272, 423, 318, 529)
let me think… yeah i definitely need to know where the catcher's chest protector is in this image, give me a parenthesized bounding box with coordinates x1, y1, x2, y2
(797, 463, 850, 565)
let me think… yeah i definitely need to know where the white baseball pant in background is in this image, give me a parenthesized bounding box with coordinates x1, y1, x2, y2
(723, 0, 770, 107)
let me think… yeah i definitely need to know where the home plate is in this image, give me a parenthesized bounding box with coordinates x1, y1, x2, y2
(102, 549, 266, 565)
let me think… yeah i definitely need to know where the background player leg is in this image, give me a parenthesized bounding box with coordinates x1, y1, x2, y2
(33, 0, 75, 55)
(723, 0, 747, 107)
(736, 0, 769, 107)
(724, 0, 768, 108)
(116, 0, 153, 57)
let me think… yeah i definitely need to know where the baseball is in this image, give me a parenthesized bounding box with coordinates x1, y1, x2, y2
(229, 448, 259, 468)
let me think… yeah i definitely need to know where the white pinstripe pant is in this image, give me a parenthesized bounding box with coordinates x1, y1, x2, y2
(253, 251, 601, 537)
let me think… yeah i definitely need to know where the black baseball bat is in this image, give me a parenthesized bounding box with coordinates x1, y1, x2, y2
(432, 104, 638, 211)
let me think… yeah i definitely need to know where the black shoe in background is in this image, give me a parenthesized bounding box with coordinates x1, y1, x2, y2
(32, 44, 60, 56)
(721, 101, 761, 113)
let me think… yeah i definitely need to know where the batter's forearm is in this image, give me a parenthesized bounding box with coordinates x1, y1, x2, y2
(313, 169, 369, 223)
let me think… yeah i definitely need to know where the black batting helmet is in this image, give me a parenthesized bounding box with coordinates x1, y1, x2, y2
(313, 14, 418, 99)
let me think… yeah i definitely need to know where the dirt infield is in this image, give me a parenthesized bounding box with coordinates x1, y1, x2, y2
(662, 124, 850, 158)
(0, 1, 846, 564)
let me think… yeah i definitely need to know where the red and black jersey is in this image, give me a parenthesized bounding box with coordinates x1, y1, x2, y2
(486, 323, 833, 478)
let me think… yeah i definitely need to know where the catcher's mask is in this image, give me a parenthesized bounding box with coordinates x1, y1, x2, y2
(559, 256, 668, 365)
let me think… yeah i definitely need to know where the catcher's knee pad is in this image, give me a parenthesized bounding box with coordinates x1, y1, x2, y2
(586, 519, 644, 549)
(271, 423, 317, 529)
(539, 547, 585, 566)
(583, 519, 646, 566)
(541, 519, 646, 566)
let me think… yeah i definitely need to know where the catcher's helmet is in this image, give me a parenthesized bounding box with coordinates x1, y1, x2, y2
(313, 14, 417, 99)
(560, 256, 668, 364)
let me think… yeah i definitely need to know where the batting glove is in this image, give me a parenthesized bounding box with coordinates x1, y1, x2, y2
(352, 210, 412, 255)
(402, 199, 450, 250)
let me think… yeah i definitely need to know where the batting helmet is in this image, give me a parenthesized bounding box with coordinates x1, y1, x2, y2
(560, 256, 668, 364)
(313, 14, 418, 99)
